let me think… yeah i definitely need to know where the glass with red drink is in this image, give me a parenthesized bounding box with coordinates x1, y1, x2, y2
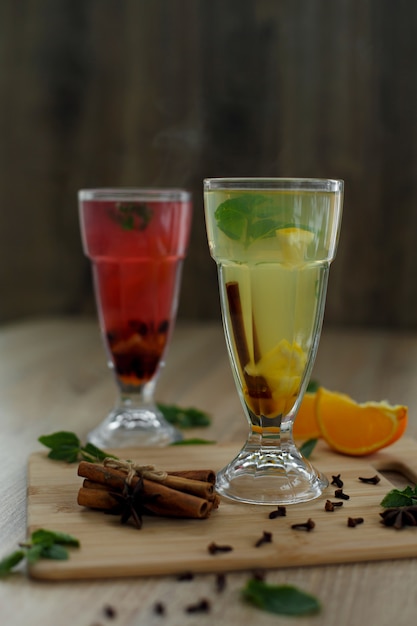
(78, 188, 192, 447)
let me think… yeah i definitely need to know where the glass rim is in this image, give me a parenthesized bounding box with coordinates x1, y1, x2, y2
(203, 177, 344, 192)
(78, 187, 192, 202)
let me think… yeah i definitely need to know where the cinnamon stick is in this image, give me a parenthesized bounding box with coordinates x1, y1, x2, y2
(168, 469, 216, 484)
(78, 479, 212, 519)
(226, 281, 272, 409)
(78, 462, 214, 499)
(77, 461, 217, 519)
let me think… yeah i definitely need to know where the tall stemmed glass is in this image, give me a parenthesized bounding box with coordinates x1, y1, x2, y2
(204, 178, 343, 504)
(79, 188, 192, 447)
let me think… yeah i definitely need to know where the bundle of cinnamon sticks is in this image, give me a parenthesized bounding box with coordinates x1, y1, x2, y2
(77, 459, 220, 524)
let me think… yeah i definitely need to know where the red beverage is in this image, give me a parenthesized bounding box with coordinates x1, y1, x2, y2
(78, 188, 192, 447)
(80, 191, 191, 391)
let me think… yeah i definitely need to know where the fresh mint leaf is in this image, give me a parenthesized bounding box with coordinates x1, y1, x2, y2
(31, 529, 80, 547)
(242, 579, 321, 616)
(381, 485, 417, 508)
(113, 203, 153, 231)
(81, 442, 114, 463)
(299, 438, 318, 459)
(306, 379, 320, 393)
(215, 194, 304, 248)
(25, 544, 45, 565)
(39, 431, 80, 449)
(170, 438, 216, 446)
(38, 431, 117, 464)
(1, 529, 80, 575)
(158, 403, 211, 428)
(39, 544, 69, 561)
(0, 550, 25, 576)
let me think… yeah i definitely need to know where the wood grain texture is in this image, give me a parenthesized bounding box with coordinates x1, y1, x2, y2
(2, 318, 417, 625)
(27, 439, 417, 580)
(1, 2, 417, 327)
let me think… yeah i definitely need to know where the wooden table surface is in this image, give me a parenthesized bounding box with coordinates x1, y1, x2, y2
(1, 317, 417, 626)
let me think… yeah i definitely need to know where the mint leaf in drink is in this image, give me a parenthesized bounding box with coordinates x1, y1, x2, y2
(113, 203, 153, 231)
(0, 550, 25, 576)
(381, 485, 417, 508)
(242, 579, 321, 616)
(215, 194, 307, 248)
(299, 438, 318, 459)
(158, 403, 211, 428)
(38, 431, 117, 463)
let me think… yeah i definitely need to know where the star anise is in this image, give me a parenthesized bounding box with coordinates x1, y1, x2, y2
(110, 477, 159, 529)
(380, 506, 417, 529)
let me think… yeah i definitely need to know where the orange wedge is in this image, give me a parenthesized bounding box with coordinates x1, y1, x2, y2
(315, 387, 408, 456)
(293, 392, 321, 439)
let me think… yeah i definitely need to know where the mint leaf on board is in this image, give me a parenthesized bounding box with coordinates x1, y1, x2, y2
(0, 529, 80, 576)
(38, 431, 117, 464)
(31, 529, 80, 547)
(158, 403, 211, 428)
(299, 438, 318, 459)
(242, 579, 321, 616)
(0, 550, 25, 576)
(380, 485, 417, 508)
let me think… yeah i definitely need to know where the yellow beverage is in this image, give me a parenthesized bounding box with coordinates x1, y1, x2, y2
(204, 186, 341, 426)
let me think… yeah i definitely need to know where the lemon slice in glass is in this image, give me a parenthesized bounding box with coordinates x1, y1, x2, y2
(275, 227, 314, 264)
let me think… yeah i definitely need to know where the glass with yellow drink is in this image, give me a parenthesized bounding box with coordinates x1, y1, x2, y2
(204, 178, 343, 504)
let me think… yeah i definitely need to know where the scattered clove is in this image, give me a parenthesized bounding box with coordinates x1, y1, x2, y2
(325, 499, 344, 512)
(334, 488, 350, 500)
(207, 542, 233, 555)
(254, 531, 273, 547)
(185, 598, 211, 614)
(177, 571, 194, 581)
(347, 517, 364, 527)
(215, 572, 227, 593)
(268, 505, 287, 519)
(103, 605, 117, 619)
(358, 475, 381, 485)
(291, 518, 315, 531)
(153, 602, 166, 615)
(331, 474, 344, 488)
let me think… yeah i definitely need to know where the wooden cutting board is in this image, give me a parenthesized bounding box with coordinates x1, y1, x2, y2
(27, 438, 417, 580)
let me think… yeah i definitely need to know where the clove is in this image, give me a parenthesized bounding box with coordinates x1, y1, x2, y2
(291, 518, 315, 531)
(334, 488, 350, 500)
(325, 499, 344, 512)
(358, 475, 381, 485)
(347, 517, 364, 527)
(331, 474, 344, 488)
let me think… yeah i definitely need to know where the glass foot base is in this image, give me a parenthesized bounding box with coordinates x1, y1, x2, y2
(87, 405, 182, 448)
(215, 443, 328, 505)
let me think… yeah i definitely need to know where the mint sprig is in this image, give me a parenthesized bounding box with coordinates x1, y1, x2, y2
(158, 403, 211, 428)
(242, 579, 321, 616)
(112, 202, 153, 231)
(0, 529, 80, 577)
(299, 438, 318, 459)
(38, 431, 117, 464)
(215, 194, 306, 248)
(381, 485, 417, 508)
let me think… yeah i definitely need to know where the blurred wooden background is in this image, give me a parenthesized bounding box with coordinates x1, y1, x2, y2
(1, 0, 417, 328)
